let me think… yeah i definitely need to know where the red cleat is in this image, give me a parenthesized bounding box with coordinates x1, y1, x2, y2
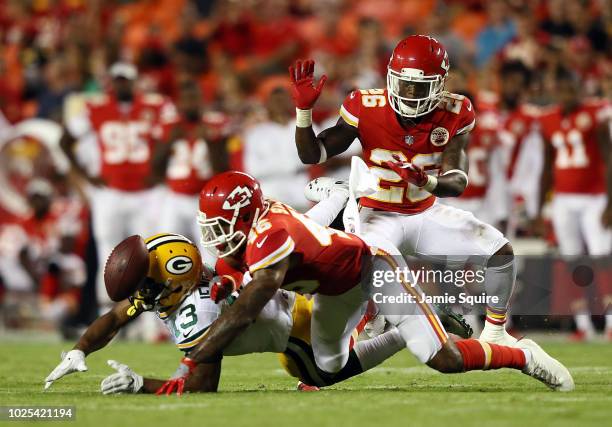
(297, 381, 320, 392)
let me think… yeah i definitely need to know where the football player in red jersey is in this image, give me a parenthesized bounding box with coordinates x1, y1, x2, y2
(290, 35, 518, 345)
(480, 61, 542, 236)
(159, 171, 574, 393)
(60, 62, 177, 309)
(537, 67, 612, 340)
(152, 79, 229, 253)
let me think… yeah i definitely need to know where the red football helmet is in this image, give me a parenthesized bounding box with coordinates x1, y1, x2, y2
(198, 171, 265, 257)
(387, 35, 449, 118)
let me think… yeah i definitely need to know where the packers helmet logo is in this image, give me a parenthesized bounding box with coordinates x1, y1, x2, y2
(223, 186, 253, 210)
(166, 256, 193, 275)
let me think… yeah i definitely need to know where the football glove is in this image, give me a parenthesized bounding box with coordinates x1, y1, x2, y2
(100, 360, 143, 395)
(288, 59, 327, 110)
(44, 349, 88, 390)
(383, 155, 429, 188)
(210, 275, 236, 304)
(156, 357, 197, 396)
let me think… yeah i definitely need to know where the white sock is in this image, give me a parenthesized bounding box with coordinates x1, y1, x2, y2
(353, 328, 405, 371)
(605, 313, 612, 332)
(574, 311, 594, 334)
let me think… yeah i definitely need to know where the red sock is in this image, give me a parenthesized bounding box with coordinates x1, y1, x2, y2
(455, 339, 526, 371)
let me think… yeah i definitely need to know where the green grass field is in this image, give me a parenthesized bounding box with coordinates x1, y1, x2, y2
(1, 339, 611, 427)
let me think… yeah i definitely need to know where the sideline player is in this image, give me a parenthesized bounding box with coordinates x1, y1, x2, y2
(151, 79, 229, 248)
(168, 171, 573, 394)
(290, 35, 518, 345)
(537, 67, 612, 340)
(60, 62, 176, 310)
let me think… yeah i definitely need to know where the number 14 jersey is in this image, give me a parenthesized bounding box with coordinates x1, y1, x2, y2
(339, 88, 475, 214)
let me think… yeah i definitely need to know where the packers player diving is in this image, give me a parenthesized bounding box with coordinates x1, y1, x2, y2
(44, 182, 471, 394)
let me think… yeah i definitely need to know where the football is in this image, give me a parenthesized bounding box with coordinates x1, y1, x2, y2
(103, 235, 150, 301)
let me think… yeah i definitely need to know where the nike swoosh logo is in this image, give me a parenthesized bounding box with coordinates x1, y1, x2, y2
(183, 328, 195, 338)
(256, 236, 268, 248)
(467, 103, 472, 111)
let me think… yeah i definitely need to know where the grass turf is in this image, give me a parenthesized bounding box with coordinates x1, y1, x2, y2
(1, 340, 611, 427)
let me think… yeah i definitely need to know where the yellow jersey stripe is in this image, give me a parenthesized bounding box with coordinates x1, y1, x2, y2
(249, 237, 295, 273)
(339, 105, 358, 128)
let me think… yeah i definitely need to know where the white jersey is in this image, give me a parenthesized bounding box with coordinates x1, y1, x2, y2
(161, 285, 296, 355)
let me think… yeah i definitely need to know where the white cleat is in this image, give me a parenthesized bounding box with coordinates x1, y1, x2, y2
(304, 177, 349, 202)
(479, 325, 518, 346)
(517, 338, 575, 392)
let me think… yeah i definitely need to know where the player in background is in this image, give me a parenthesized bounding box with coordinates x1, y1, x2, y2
(60, 62, 177, 312)
(439, 67, 505, 227)
(151, 79, 229, 255)
(290, 35, 518, 345)
(479, 61, 542, 236)
(537, 67, 612, 341)
(167, 171, 573, 394)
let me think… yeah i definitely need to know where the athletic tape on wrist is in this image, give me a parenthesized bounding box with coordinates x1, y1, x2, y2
(423, 175, 438, 192)
(296, 108, 313, 128)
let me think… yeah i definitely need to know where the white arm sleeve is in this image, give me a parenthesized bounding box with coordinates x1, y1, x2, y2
(305, 192, 348, 227)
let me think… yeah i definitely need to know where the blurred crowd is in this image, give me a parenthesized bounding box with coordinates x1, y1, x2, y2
(0, 0, 610, 337)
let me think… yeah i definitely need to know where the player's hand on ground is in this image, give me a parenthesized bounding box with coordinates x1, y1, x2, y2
(288, 59, 327, 110)
(156, 357, 197, 396)
(100, 360, 144, 395)
(210, 275, 235, 303)
(383, 155, 428, 187)
(44, 349, 88, 390)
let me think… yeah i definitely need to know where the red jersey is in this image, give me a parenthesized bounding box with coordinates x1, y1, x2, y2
(460, 109, 499, 199)
(218, 200, 370, 296)
(339, 89, 476, 214)
(539, 99, 611, 194)
(476, 92, 540, 179)
(84, 93, 176, 191)
(163, 112, 229, 195)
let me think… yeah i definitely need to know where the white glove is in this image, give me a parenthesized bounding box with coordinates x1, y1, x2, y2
(44, 349, 88, 390)
(100, 360, 144, 395)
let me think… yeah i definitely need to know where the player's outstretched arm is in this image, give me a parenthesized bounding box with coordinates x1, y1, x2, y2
(44, 300, 139, 389)
(186, 258, 290, 366)
(289, 59, 357, 164)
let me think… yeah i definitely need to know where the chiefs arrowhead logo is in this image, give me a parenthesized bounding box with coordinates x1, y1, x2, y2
(223, 186, 253, 210)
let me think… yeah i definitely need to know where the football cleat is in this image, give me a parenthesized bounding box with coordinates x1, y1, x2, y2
(304, 177, 349, 203)
(433, 304, 473, 339)
(517, 338, 575, 392)
(296, 381, 320, 392)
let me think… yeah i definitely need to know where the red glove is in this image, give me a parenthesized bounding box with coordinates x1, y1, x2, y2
(155, 357, 197, 396)
(383, 155, 428, 187)
(288, 59, 327, 109)
(210, 275, 236, 303)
